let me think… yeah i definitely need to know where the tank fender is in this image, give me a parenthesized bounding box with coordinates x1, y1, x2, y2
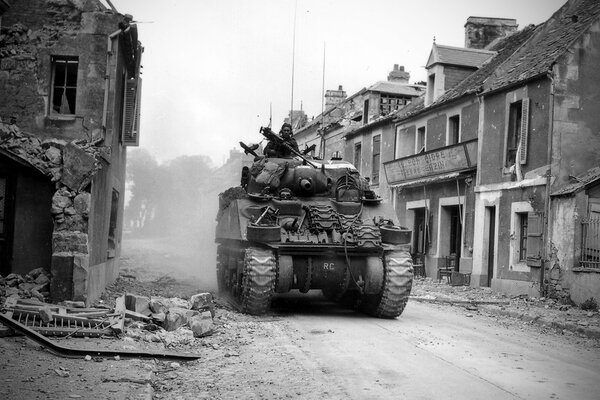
(276, 255, 293, 293)
(363, 256, 384, 294)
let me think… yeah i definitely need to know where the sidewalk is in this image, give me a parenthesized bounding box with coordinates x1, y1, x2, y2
(409, 277, 600, 340)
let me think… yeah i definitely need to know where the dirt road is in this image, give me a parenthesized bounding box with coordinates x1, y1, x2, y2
(3, 237, 599, 399)
(150, 291, 598, 400)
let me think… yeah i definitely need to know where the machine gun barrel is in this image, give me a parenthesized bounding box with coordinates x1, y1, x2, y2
(259, 126, 319, 168)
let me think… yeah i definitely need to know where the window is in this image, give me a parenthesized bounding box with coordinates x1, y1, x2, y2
(580, 198, 600, 269)
(372, 135, 381, 185)
(50, 56, 78, 115)
(362, 99, 369, 125)
(506, 98, 530, 167)
(517, 212, 528, 261)
(506, 101, 522, 166)
(426, 73, 435, 105)
(448, 115, 460, 145)
(416, 126, 426, 154)
(354, 142, 362, 172)
(380, 95, 407, 115)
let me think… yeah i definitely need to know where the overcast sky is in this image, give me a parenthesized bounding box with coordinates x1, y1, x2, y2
(110, 0, 566, 167)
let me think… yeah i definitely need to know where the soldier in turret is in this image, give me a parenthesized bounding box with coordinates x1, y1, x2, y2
(264, 123, 299, 158)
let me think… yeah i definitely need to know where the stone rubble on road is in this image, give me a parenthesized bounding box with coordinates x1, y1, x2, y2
(410, 277, 600, 339)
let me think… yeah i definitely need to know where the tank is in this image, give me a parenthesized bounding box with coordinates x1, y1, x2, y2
(215, 127, 413, 318)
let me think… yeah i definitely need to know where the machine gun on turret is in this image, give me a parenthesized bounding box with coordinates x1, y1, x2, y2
(259, 126, 319, 168)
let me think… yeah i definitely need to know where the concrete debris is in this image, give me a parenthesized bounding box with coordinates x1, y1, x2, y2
(125, 293, 152, 316)
(188, 311, 214, 338)
(0, 269, 51, 303)
(190, 293, 215, 317)
(164, 307, 198, 332)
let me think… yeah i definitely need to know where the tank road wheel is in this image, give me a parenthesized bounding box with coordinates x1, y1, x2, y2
(239, 247, 277, 315)
(359, 250, 413, 319)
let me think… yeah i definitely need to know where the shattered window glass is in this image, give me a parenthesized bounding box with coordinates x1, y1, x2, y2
(51, 56, 78, 115)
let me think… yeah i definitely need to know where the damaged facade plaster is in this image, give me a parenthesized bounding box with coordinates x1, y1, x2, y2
(0, 0, 142, 305)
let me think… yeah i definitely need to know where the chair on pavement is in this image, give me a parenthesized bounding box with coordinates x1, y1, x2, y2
(412, 253, 425, 277)
(437, 254, 456, 283)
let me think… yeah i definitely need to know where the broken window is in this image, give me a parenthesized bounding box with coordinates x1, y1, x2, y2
(448, 114, 460, 145)
(506, 98, 530, 167)
(372, 135, 381, 185)
(50, 56, 78, 115)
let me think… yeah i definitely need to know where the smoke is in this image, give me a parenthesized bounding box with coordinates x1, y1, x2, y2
(121, 149, 248, 293)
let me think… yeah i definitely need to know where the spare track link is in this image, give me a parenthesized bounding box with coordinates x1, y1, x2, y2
(363, 250, 413, 318)
(241, 247, 277, 315)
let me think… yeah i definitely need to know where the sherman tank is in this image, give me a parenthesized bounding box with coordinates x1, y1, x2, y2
(215, 126, 413, 318)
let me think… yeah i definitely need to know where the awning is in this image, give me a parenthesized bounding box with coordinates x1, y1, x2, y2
(389, 172, 461, 189)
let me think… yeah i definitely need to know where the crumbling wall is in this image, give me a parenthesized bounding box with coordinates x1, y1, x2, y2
(1, 121, 105, 302)
(0, 0, 117, 139)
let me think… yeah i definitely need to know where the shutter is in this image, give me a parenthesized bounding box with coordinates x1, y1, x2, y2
(526, 211, 543, 266)
(122, 78, 138, 146)
(519, 97, 529, 164)
(131, 77, 142, 146)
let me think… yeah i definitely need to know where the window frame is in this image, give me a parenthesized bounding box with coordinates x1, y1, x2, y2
(416, 125, 426, 154)
(49, 55, 79, 116)
(372, 134, 381, 185)
(448, 114, 460, 145)
(354, 142, 362, 173)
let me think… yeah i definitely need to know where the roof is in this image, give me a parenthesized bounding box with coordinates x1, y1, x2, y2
(551, 167, 600, 196)
(367, 81, 424, 97)
(426, 43, 495, 69)
(433, 25, 538, 106)
(483, 0, 600, 93)
(392, 96, 425, 122)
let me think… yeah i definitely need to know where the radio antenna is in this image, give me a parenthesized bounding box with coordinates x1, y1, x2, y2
(290, 0, 297, 127)
(319, 42, 326, 159)
(268, 102, 272, 129)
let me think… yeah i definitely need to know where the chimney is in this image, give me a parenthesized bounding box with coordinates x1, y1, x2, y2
(464, 17, 518, 49)
(325, 85, 347, 109)
(388, 64, 410, 83)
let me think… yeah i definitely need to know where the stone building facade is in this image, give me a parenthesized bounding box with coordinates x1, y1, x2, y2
(0, 0, 142, 304)
(384, 0, 600, 304)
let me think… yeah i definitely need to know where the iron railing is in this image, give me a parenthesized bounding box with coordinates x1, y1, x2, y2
(580, 217, 600, 269)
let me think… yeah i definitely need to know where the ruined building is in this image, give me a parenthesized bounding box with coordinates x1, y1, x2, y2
(0, 0, 142, 304)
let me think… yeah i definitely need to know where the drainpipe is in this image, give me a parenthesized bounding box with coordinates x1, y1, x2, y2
(102, 28, 125, 136)
(541, 72, 556, 297)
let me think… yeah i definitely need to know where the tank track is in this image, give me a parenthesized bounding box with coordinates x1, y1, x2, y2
(240, 247, 277, 315)
(360, 249, 413, 319)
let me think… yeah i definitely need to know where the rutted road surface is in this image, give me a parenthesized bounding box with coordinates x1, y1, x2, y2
(155, 292, 600, 400)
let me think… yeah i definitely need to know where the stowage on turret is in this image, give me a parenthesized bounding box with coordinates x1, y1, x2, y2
(215, 125, 413, 318)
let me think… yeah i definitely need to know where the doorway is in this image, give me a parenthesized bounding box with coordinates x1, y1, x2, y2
(484, 206, 496, 287)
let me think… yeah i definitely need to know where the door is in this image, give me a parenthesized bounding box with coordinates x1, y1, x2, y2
(413, 207, 428, 258)
(0, 175, 14, 276)
(449, 205, 462, 271)
(485, 206, 496, 287)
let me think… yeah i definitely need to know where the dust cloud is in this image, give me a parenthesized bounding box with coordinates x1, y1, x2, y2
(121, 149, 247, 292)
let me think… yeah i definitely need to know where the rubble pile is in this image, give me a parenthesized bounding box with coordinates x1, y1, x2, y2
(1, 268, 216, 347)
(0, 268, 51, 303)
